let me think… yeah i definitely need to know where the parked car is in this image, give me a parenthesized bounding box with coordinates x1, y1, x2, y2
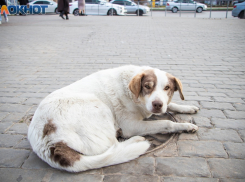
(232, 1, 245, 18)
(69, 0, 126, 16)
(233, 0, 245, 5)
(166, 0, 207, 13)
(110, 0, 150, 16)
(27, 0, 58, 13)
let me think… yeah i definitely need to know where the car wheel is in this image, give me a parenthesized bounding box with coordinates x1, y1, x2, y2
(172, 7, 178, 13)
(238, 10, 245, 19)
(196, 7, 203, 13)
(73, 9, 79, 16)
(136, 9, 143, 16)
(55, 8, 59, 14)
(107, 9, 117, 16)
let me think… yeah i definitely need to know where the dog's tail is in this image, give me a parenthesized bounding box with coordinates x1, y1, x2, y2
(51, 136, 150, 172)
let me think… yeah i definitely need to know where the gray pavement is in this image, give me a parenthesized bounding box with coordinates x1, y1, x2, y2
(0, 14, 245, 182)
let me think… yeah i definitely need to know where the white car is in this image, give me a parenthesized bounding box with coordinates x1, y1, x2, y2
(27, 0, 58, 13)
(69, 0, 127, 16)
(166, 0, 207, 13)
(110, 0, 150, 16)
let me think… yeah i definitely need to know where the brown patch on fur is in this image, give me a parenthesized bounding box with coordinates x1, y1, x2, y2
(166, 73, 185, 102)
(129, 69, 157, 98)
(129, 72, 144, 98)
(50, 142, 81, 167)
(43, 119, 57, 138)
(141, 69, 157, 97)
(116, 128, 123, 138)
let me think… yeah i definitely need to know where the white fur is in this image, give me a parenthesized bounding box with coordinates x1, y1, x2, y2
(28, 65, 199, 172)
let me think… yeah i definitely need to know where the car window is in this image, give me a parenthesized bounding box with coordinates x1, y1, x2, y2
(125, 1, 132, 5)
(33, 1, 43, 4)
(42, 1, 51, 4)
(113, 1, 124, 5)
(85, 0, 93, 4)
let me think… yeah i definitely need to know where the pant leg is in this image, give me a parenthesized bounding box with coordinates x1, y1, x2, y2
(0, 14, 2, 22)
(3, 12, 8, 20)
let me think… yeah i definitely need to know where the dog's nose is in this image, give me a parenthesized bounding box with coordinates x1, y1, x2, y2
(152, 100, 163, 110)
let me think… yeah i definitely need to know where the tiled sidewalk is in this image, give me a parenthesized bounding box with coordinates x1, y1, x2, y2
(0, 15, 245, 182)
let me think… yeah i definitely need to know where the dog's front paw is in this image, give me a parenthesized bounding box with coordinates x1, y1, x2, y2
(186, 123, 198, 133)
(182, 105, 199, 114)
(130, 136, 146, 142)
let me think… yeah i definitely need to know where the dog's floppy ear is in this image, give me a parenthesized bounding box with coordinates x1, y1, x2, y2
(129, 72, 144, 99)
(174, 77, 184, 100)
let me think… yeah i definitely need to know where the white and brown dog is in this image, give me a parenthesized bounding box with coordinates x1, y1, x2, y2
(28, 65, 199, 172)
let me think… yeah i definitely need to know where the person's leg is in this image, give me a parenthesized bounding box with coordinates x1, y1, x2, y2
(0, 14, 2, 24)
(65, 12, 69, 20)
(59, 11, 65, 19)
(3, 12, 8, 22)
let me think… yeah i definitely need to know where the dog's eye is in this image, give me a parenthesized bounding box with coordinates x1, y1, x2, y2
(145, 85, 151, 89)
(164, 86, 170, 90)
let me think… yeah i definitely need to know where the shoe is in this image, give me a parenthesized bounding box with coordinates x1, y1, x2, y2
(5, 17, 8, 22)
(59, 11, 65, 20)
(66, 14, 69, 20)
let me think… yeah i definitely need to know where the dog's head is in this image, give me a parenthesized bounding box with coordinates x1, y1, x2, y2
(129, 68, 184, 115)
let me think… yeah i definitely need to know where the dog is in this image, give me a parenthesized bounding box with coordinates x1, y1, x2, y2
(28, 65, 199, 172)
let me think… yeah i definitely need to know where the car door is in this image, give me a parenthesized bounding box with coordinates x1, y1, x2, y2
(90, 0, 108, 15)
(42, 1, 54, 13)
(186, 0, 196, 10)
(179, 0, 189, 10)
(85, 0, 93, 15)
(125, 1, 136, 14)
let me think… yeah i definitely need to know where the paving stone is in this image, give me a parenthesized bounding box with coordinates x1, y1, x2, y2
(161, 177, 218, 182)
(197, 128, 242, 142)
(224, 110, 245, 119)
(178, 141, 227, 158)
(197, 92, 226, 97)
(233, 103, 245, 111)
(178, 133, 198, 140)
(238, 130, 245, 141)
(185, 96, 213, 102)
(23, 98, 43, 105)
(213, 97, 244, 103)
(223, 142, 245, 159)
(0, 112, 9, 120)
(0, 104, 32, 113)
(103, 157, 154, 175)
(0, 113, 25, 123)
(211, 118, 245, 130)
(104, 175, 159, 182)
(22, 152, 52, 169)
(208, 159, 245, 178)
(50, 172, 103, 182)
(0, 134, 23, 148)
(194, 109, 226, 119)
(154, 141, 178, 157)
(0, 122, 14, 134)
(14, 138, 32, 150)
(200, 102, 235, 110)
(7, 123, 28, 135)
(219, 179, 245, 182)
(0, 148, 30, 167)
(0, 97, 27, 104)
(0, 168, 48, 182)
(192, 116, 213, 128)
(156, 157, 211, 177)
